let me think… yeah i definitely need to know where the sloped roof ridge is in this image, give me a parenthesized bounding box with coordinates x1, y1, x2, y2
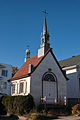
(59, 54, 80, 68)
(59, 54, 80, 62)
(11, 48, 52, 80)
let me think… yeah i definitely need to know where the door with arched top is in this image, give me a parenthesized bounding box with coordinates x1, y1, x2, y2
(42, 71, 58, 103)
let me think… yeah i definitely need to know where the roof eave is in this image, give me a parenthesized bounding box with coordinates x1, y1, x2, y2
(10, 73, 31, 81)
(50, 50, 69, 80)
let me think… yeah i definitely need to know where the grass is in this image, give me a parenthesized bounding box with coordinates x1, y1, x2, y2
(0, 105, 72, 120)
(24, 111, 59, 120)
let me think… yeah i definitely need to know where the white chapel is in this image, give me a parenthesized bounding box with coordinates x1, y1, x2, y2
(11, 17, 67, 105)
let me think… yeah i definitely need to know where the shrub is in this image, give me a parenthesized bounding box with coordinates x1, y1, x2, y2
(72, 104, 80, 115)
(2, 94, 34, 115)
(2, 96, 15, 114)
(0, 97, 7, 115)
(37, 104, 44, 112)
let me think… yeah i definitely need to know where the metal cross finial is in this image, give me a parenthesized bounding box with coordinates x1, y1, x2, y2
(27, 45, 29, 49)
(42, 10, 48, 17)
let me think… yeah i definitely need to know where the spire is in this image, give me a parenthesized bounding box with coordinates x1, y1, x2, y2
(38, 15, 50, 58)
(43, 17, 47, 34)
(41, 16, 50, 47)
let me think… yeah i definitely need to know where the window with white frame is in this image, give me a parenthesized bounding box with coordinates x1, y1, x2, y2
(12, 84, 16, 94)
(17, 84, 18, 94)
(19, 82, 24, 93)
(25, 82, 27, 94)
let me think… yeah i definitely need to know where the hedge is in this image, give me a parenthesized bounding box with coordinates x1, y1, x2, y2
(0, 97, 7, 115)
(1, 94, 34, 115)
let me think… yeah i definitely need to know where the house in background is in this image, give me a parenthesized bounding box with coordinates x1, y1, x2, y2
(0, 63, 12, 97)
(59, 55, 80, 101)
(11, 17, 67, 105)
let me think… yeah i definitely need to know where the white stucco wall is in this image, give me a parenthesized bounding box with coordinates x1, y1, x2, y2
(31, 52, 67, 104)
(0, 64, 12, 96)
(11, 76, 31, 96)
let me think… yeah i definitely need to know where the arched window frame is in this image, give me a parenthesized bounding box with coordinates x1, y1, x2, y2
(42, 71, 57, 82)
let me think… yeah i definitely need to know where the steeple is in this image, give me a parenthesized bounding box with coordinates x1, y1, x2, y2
(38, 16, 50, 58)
(43, 17, 47, 34)
(41, 17, 50, 48)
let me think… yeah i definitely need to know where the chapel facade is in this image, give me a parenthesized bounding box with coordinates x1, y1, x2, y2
(11, 17, 67, 105)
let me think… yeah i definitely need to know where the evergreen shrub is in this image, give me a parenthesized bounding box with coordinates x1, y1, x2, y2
(37, 104, 44, 112)
(2, 94, 34, 115)
(0, 97, 7, 115)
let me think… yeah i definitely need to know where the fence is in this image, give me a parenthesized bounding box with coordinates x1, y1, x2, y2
(41, 96, 67, 105)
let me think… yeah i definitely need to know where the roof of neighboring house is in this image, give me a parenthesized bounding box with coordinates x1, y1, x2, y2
(59, 55, 80, 68)
(11, 48, 68, 81)
(0, 64, 5, 68)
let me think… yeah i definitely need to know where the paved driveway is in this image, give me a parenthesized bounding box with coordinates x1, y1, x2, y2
(54, 116, 80, 120)
(0, 115, 80, 120)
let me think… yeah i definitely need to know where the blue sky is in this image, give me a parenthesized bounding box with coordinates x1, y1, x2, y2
(0, 0, 80, 68)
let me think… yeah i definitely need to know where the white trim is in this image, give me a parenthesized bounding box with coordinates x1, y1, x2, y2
(62, 65, 76, 70)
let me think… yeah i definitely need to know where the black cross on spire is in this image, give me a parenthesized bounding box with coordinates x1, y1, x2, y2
(42, 10, 48, 17)
(27, 45, 29, 49)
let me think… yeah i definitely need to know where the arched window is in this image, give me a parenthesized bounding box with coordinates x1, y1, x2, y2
(42, 72, 56, 82)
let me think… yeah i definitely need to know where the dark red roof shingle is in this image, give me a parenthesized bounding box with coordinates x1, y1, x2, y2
(11, 48, 51, 80)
